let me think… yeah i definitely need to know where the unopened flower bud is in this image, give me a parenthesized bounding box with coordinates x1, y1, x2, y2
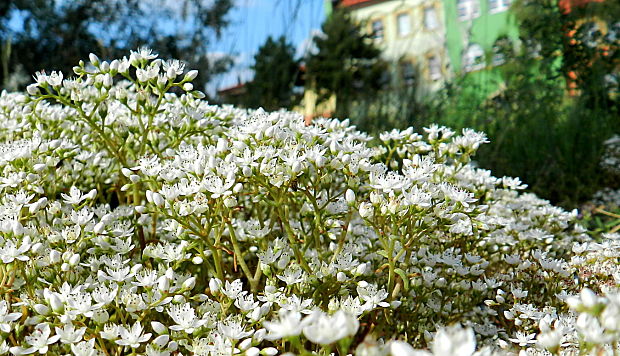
(34, 304, 50, 316)
(239, 339, 252, 351)
(152, 192, 164, 207)
(92, 309, 109, 324)
(151, 321, 168, 334)
(345, 189, 355, 204)
(246, 348, 260, 356)
(253, 328, 267, 343)
(262, 347, 278, 356)
(158, 276, 170, 292)
(69, 254, 80, 266)
(50, 250, 61, 264)
(27, 84, 40, 96)
(182, 277, 196, 290)
(209, 278, 222, 295)
(184, 70, 198, 81)
(49, 294, 64, 313)
(224, 196, 237, 208)
(89, 53, 100, 67)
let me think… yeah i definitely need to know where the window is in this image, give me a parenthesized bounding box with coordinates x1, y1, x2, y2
(491, 37, 512, 66)
(462, 44, 485, 72)
(489, 0, 511, 14)
(457, 0, 480, 21)
(372, 19, 384, 41)
(396, 13, 411, 37)
(428, 56, 441, 80)
(424, 6, 438, 30)
(400, 61, 416, 86)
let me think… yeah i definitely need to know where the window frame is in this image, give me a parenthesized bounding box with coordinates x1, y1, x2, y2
(395, 11, 412, 38)
(427, 55, 442, 80)
(370, 18, 386, 42)
(423, 5, 439, 31)
(457, 0, 480, 21)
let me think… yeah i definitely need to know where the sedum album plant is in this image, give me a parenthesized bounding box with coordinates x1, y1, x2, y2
(0, 48, 617, 355)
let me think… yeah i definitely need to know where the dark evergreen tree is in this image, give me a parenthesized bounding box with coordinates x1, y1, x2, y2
(305, 9, 387, 116)
(244, 36, 300, 111)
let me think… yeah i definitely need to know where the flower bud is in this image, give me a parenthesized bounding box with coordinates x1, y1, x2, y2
(246, 348, 260, 356)
(151, 321, 168, 334)
(152, 192, 164, 207)
(154, 335, 170, 347)
(184, 70, 198, 81)
(89, 53, 100, 67)
(262, 347, 278, 356)
(69, 254, 80, 266)
(34, 304, 50, 315)
(33, 163, 46, 172)
(209, 278, 222, 295)
(27, 84, 40, 96)
(92, 309, 109, 324)
(182, 277, 196, 290)
(49, 293, 64, 313)
(224, 196, 237, 208)
(253, 328, 266, 343)
(345, 189, 356, 204)
(110, 60, 119, 72)
(50, 250, 61, 264)
(239, 338, 252, 351)
(158, 276, 170, 292)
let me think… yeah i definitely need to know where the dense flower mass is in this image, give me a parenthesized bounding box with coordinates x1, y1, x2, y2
(0, 49, 617, 355)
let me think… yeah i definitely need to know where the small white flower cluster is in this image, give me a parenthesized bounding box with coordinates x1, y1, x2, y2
(0, 49, 614, 355)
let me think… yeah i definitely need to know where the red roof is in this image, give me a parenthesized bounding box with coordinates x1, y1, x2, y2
(339, 0, 383, 8)
(559, 0, 604, 14)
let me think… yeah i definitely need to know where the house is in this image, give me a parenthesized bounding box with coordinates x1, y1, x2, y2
(327, 0, 449, 96)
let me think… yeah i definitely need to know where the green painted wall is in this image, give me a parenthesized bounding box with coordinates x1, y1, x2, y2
(443, 1, 520, 97)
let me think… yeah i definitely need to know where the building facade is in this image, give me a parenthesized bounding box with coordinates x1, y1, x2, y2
(328, 0, 449, 96)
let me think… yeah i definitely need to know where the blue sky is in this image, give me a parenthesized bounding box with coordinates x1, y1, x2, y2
(5, 0, 326, 95)
(208, 0, 326, 95)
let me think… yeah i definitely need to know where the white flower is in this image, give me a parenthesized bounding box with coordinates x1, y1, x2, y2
(431, 324, 476, 356)
(508, 331, 537, 347)
(0, 236, 31, 263)
(167, 303, 205, 334)
(11, 323, 60, 355)
(115, 321, 151, 348)
(61, 186, 90, 205)
(222, 279, 245, 300)
(55, 322, 86, 344)
(70, 339, 100, 356)
(357, 283, 390, 311)
(302, 310, 359, 345)
(263, 310, 303, 340)
(0, 300, 22, 333)
(218, 318, 253, 340)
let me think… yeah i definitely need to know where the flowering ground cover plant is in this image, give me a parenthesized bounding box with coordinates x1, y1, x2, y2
(0, 48, 618, 355)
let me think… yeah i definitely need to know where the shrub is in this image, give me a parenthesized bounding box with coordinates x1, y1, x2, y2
(0, 49, 617, 355)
